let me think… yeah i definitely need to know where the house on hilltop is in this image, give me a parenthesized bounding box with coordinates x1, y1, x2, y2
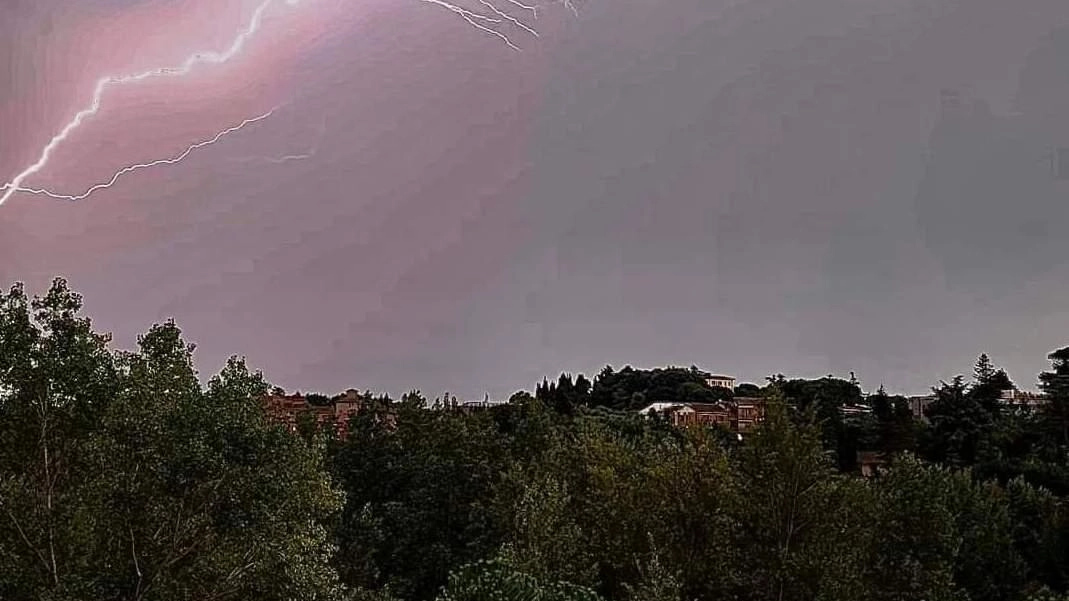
(734, 397, 765, 431)
(639, 396, 765, 433)
(263, 388, 390, 438)
(705, 374, 737, 390)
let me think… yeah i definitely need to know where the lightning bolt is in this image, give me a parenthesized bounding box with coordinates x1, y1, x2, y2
(227, 116, 326, 165)
(505, 0, 540, 17)
(418, 0, 521, 50)
(416, 0, 556, 51)
(1, 111, 275, 202)
(0, 0, 555, 208)
(243, 151, 316, 164)
(476, 0, 540, 38)
(0, 0, 296, 207)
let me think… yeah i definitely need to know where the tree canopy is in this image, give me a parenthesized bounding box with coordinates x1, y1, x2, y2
(3, 279, 1069, 601)
(0, 279, 343, 601)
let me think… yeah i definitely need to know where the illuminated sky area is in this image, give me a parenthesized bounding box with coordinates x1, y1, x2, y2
(2, 0, 1069, 399)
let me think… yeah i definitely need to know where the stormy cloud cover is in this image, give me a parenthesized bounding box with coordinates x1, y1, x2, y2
(2, 0, 1068, 398)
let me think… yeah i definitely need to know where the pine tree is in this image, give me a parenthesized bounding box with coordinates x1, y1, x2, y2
(970, 354, 1014, 414)
(1039, 347, 1069, 448)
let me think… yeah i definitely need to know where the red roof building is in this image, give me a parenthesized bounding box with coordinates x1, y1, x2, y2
(640, 397, 766, 433)
(263, 389, 377, 439)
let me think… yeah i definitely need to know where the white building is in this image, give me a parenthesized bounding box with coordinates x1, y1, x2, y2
(706, 375, 736, 390)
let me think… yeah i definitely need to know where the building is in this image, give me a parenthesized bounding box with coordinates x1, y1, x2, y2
(673, 402, 735, 428)
(262, 392, 316, 433)
(907, 395, 935, 421)
(705, 375, 737, 391)
(637, 402, 687, 416)
(1001, 389, 1047, 409)
(263, 388, 382, 438)
(333, 389, 365, 437)
(640, 397, 765, 433)
(839, 404, 873, 418)
(733, 397, 766, 431)
(455, 398, 508, 414)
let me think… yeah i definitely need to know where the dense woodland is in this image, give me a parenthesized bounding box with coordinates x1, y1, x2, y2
(3, 279, 1069, 601)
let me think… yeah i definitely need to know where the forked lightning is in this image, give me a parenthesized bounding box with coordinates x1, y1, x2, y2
(0, 0, 547, 206)
(1, 112, 276, 201)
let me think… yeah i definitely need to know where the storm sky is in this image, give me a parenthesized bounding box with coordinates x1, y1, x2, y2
(2, 0, 1068, 399)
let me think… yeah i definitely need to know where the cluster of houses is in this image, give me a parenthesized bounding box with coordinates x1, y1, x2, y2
(261, 390, 502, 438)
(262, 373, 1048, 450)
(262, 374, 766, 440)
(638, 398, 766, 434)
(262, 389, 368, 438)
(633, 375, 766, 436)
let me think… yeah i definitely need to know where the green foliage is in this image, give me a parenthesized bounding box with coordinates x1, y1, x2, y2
(867, 387, 919, 455)
(0, 279, 343, 601)
(735, 382, 763, 397)
(437, 559, 606, 601)
(344, 586, 404, 601)
(622, 544, 683, 601)
(536, 374, 593, 414)
(332, 396, 517, 600)
(495, 414, 735, 600)
(8, 279, 1069, 601)
(1027, 590, 1069, 601)
(587, 366, 721, 411)
(1039, 348, 1069, 449)
(921, 376, 994, 467)
(970, 354, 1014, 415)
(778, 377, 864, 470)
(865, 455, 1030, 601)
(732, 394, 871, 601)
(1006, 477, 1069, 591)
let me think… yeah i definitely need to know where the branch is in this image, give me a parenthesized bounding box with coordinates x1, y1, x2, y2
(142, 476, 229, 598)
(130, 525, 144, 601)
(1, 501, 51, 574)
(37, 384, 59, 586)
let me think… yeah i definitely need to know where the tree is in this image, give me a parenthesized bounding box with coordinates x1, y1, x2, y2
(0, 279, 343, 601)
(333, 397, 514, 600)
(496, 411, 735, 601)
(969, 354, 1014, 415)
(623, 544, 683, 601)
(921, 376, 994, 467)
(731, 392, 870, 601)
(947, 475, 1029, 601)
(1005, 476, 1069, 593)
(536, 373, 593, 414)
(1039, 347, 1069, 448)
(867, 386, 918, 456)
(735, 383, 763, 397)
(586, 366, 719, 411)
(865, 455, 1028, 601)
(497, 471, 597, 587)
(706, 385, 734, 401)
(778, 377, 864, 470)
(0, 279, 118, 597)
(509, 391, 536, 405)
(436, 559, 606, 601)
(865, 456, 964, 601)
